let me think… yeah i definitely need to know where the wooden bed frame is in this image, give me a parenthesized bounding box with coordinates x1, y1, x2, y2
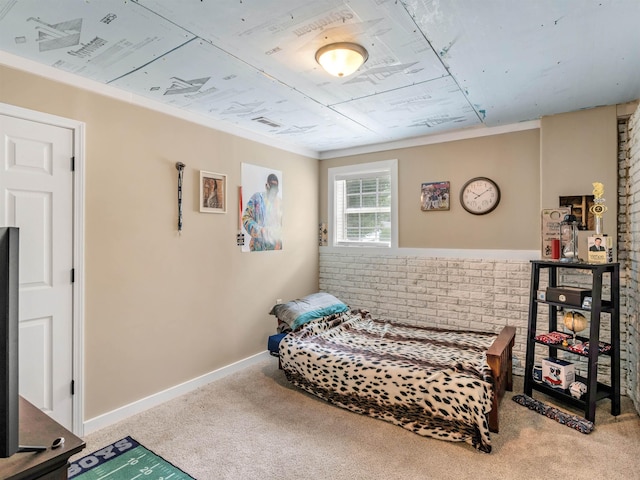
(486, 325, 516, 433)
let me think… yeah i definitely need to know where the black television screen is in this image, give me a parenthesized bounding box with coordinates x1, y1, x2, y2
(0, 226, 19, 458)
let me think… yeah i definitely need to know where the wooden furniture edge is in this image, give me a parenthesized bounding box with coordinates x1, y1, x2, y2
(0, 397, 85, 480)
(486, 325, 516, 433)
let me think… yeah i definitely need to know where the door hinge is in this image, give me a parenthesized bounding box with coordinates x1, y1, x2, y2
(71, 380, 75, 395)
(71, 156, 75, 172)
(71, 268, 75, 283)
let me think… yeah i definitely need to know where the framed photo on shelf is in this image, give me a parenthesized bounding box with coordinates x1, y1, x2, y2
(200, 170, 227, 213)
(420, 181, 450, 211)
(587, 235, 612, 264)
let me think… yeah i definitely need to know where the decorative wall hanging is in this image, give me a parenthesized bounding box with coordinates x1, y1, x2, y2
(420, 181, 450, 211)
(175, 162, 185, 234)
(199, 171, 227, 213)
(319, 222, 328, 246)
(236, 186, 245, 247)
(240, 163, 283, 252)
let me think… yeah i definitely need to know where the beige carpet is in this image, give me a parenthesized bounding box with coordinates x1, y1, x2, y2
(76, 357, 640, 480)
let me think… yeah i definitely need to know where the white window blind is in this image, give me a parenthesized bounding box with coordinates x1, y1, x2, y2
(328, 160, 397, 248)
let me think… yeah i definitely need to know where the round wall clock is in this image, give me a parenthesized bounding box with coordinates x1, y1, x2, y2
(460, 177, 501, 215)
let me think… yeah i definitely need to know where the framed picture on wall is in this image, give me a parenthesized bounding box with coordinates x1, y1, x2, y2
(200, 170, 227, 213)
(420, 181, 450, 211)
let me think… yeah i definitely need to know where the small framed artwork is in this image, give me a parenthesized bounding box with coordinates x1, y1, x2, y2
(420, 181, 450, 211)
(200, 170, 227, 213)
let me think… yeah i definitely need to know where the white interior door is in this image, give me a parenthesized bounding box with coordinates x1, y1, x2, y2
(0, 113, 74, 429)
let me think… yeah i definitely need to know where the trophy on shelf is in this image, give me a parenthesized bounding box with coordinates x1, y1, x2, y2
(588, 182, 612, 263)
(590, 182, 607, 235)
(563, 310, 587, 346)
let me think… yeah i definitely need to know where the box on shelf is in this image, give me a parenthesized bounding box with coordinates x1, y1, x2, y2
(542, 357, 575, 390)
(587, 234, 614, 264)
(546, 286, 592, 306)
(577, 230, 596, 262)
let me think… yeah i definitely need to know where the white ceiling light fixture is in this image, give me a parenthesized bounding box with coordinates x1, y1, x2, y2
(315, 42, 369, 77)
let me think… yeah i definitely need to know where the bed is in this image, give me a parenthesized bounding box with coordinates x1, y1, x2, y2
(270, 294, 516, 453)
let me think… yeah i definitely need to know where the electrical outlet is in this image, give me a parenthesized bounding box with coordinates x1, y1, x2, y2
(276, 298, 283, 304)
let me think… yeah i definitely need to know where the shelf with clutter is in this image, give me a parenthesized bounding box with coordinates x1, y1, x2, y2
(533, 329, 612, 355)
(541, 182, 615, 265)
(523, 260, 620, 423)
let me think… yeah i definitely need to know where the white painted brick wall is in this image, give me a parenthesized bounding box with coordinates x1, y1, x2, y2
(625, 105, 640, 411)
(320, 250, 631, 391)
(320, 251, 532, 374)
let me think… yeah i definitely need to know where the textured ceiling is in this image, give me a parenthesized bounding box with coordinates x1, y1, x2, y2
(0, 0, 639, 156)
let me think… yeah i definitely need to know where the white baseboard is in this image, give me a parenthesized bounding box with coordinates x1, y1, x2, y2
(83, 350, 272, 436)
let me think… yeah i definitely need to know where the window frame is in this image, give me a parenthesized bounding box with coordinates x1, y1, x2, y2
(327, 159, 398, 248)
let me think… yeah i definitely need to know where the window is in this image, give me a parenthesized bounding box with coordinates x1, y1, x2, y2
(328, 159, 398, 248)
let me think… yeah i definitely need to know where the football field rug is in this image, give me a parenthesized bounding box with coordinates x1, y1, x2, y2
(68, 436, 196, 480)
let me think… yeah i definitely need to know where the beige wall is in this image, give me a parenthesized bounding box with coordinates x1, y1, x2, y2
(541, 106, 618, 237)
(320, 106, 618, 250)
(321, 129, 542, 249)
(0, 65, 320, 419)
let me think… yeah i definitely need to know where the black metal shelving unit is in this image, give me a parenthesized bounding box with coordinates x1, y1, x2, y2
(523, 260, 620, 422)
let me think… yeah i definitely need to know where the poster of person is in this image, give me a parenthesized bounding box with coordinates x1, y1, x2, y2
(420, 181, 450, 211)
(241, 163, 283, 252)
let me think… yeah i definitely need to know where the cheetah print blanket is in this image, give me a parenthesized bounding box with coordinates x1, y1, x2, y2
(279, 310, 498, 452)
